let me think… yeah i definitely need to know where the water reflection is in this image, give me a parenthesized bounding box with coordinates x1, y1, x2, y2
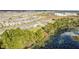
(45, 28, 79, 49)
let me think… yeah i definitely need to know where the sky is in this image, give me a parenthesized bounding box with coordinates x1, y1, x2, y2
(0, 0, 79, 10)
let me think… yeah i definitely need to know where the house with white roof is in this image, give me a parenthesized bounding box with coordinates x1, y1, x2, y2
(55, 12, 77, 16)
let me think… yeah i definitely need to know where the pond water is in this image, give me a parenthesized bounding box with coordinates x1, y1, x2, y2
(44, 28, 79, 49)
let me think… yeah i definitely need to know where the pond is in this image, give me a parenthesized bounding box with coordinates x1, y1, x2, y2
(44, 28, 79, 49)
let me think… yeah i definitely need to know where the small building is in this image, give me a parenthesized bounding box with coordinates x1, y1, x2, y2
(55, 13, 66, 16)
(54, 12, 77, 16)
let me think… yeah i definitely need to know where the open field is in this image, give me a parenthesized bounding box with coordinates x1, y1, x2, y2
(0, 10, 79, 49)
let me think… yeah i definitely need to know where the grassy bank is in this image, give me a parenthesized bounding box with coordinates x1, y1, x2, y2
(0, 17, 79, 49)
